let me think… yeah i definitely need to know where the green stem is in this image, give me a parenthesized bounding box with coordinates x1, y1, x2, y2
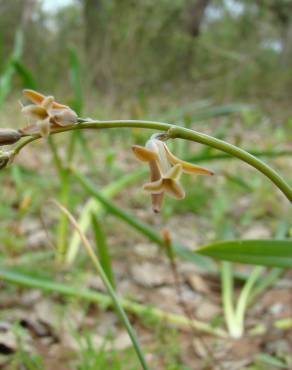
(57, 170, 71, 260)
(48, 136, 63, 175)
(248, 268, 283, 305)
(13, 119, 292, 202)
(167, 126, 292, 203)
(234, 266, 264, 334)
(221, 262, 238, 337)
(47, 136, 70, 261)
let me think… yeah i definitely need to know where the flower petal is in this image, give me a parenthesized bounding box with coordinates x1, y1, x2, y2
(144, 178, 185, 200)
(22, 89, 68, 109)
(164, 163, 182, 180)
(22, 89, 45, 104)
(41, 96, 54, 110)
(148, 159, 163, 213)
(132, 145, 159, 162)
(149, 160, 161, 181)
(162, 178, 185, 199)
(38, 118, 50, 138)
(143, 178, 164, 194)
(151, 193, 164, 213)
(21, 105, 48, 120)
(163, 143, 214, 176)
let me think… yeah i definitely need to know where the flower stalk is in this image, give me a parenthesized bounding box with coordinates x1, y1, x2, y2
(8, 119, 292, 203)
(1, 90, 291, 203)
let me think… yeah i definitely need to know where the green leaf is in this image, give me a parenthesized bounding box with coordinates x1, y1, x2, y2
(91, 213, 116, 289)
(13, 60, 37, 89)
(0, 29, 23, 107)
(197, 240, 292, 267)
(256, 353, 289, 369)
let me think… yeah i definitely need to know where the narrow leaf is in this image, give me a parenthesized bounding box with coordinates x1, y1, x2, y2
(197, 240, 292, 267)
(91, 213, 116, 289)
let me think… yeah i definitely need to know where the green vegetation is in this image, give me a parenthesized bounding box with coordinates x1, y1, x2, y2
(0, 1, 291, 369)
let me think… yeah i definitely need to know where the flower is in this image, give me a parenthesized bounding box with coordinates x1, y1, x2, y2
(132, 134, 214, 212)
(20, 89, 78, 137)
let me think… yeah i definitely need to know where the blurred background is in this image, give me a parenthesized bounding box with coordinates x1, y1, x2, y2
(0, 1, 291, 369)
(1, 0, 292, 103)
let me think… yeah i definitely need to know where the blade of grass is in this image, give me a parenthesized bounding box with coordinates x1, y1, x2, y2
(0, 266, 227, 337)
(52, 200, 150, 370)
(234, 266, 264, 337)
(197, 240, 292, 268)
(91, 213, 116, 289)
(247, 222, 288, 304)
(47, 136, 69, 261)
(13, 60, 37, 89)
(66, 168, 145, 264)
(69, 47, 95, 167)
(248, 267, 283, 305)
(0, 29, 23, 107)
(54, 47, 94, 261)
(221, 262, 238, 337)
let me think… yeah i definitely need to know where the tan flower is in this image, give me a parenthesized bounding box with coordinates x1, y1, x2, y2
(20, 89, 78, 137)
(132, 135, 214, 212)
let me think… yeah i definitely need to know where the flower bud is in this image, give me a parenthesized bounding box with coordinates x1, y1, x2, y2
(51, 108, 78, 126)
(0, 128, 21, 145)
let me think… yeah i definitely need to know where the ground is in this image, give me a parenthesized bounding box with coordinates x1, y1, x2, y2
(0, 94, 291, 369)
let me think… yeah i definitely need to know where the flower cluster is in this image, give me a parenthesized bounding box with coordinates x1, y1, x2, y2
(132, 134, 214, 212)
(20, 89, 78, 137)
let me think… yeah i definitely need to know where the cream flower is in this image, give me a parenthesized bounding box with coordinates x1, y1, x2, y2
(20, 89, 78, 137)
(132, 135, 214, 212)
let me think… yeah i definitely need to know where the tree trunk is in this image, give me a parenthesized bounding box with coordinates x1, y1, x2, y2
(280, 17, 292, 66)
(187, 0, 211, 38)
(83, 0, 103, 52)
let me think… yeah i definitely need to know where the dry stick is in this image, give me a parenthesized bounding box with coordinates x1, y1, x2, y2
(50, 200, 150, 370)
(162, 229, 223, 370)
(39, 207, 58, 253)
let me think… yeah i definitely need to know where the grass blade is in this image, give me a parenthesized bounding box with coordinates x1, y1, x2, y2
(13, 60, 37, 89)
(91, 213, 116, 289)
(197, 240, 292, 267)
(66, 168, 145, 264)
(53, 200, 150, 370)
(0, 266, 226, 337)
(0, 29, 23, 107)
